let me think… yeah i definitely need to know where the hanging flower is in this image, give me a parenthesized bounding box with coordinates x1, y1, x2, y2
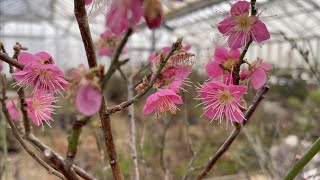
(12, 52, 68, 94)
(143, 0, 163, 29)
(67, 64, 103, 115)
(143, 88, 183, 117)
(240, 60, 272, 89)
(106, 0, 143, 35)
(217, 1, 270, 49)
(206, 46, 240, 79)
(198, 81, 247, 123)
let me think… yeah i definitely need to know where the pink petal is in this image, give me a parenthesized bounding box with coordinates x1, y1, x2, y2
(143, 93, 159, 114)
(17, 52, 38, 65)
(162, 46, 171, 54)
(35, 52, 52, 62)
(226, 103, 245, 122)
(169, 80, 182, 93)
(214, 46, 229, 62)
(106, 5, 128, 35)
(184, 44, 192, 51)
(129, 0, 143, 26)
(259, 62, 272, 70)
(230, 1, 250, 16)
(99, 47, 111, 56)
(228, 31, 250, 49)
(76, 86, 102, 115)
(251, 19, 270, 43)
(229, 84, 247, 100)
(218, 17, 236, 35)
(206, 61, 224, 79)
(145, 15, 162, 29)
(230, 49, 240, 61)
(240, 69, 249, 80)
(84, 0, 93, 5)
(252, 68, 267, 89)
(204, 107, 219, 119)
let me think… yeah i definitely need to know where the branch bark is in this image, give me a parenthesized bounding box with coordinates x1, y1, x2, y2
(0, 52, 24, 70)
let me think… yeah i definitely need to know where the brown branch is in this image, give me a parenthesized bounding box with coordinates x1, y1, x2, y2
(94, 132, 107, 180)
(0, 76, 66, 180)
(108, 40, 180, 114)
(196, 85, 270, 180)
(159, 118, 172, 180)
(0, 52, 24, 70)
(99, 99, 124, 180)
(17, 88, 32, 135)
(74, 0, 97, 68)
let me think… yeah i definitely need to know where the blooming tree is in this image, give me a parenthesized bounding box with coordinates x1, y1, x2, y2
(0, 0, 318, 180)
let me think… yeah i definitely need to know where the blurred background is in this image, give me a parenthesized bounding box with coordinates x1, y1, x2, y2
(0, 0, 320, 179)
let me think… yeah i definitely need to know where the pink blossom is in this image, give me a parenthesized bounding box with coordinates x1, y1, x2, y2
(106, 0, 143, 35)
(27, 92, 56, 127)
(98, 30, 122, 57)
(241, 60, 272, 89)
(217, 1, 270, 49)
(6, 99, 20, 121)
(206, 46, 240, 79)
(76, 85, 102, 116)
(144, 0, 163, 29)
(13, 52, 68, 94)
(198, 81, 247, 123)
(143, 88, 183, 117)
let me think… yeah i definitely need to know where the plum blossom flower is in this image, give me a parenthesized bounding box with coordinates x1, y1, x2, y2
(217, 1, 270, 49)
(68, 64, 103, 115)
(7, 93, 57, 127)
(97, 30, 122, 57)
(143, 0, 163, 29)
(198, 81, 247, 124)
(76, 85, 102, 116)
(143, 88, 183, 117)
(106, 0, 143, 35)
(206, 46, 240, 79)
(12, 52, 68, 94)
(151, 44, 194, 91)
(240, 60, 272, 89)
(27, 92, 57, 127)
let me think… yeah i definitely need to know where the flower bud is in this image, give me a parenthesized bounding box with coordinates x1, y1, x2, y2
(143, 0, 163, 29)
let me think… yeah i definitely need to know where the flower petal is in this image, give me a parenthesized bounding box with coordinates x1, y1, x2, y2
(228, 31, 250, 49)
(252, 19, 270, 43)
(214, 46, 229, 62)
(206, 61, 224, 79)
(217, 17, 236, 35)
(252, 68, 267, 89)
(18, 52, 38, 65)
(230, 1, 250, 16)
(76, 86, 102, 115)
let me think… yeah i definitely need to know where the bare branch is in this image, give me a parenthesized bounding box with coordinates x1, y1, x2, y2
(0, 52, 24, 70)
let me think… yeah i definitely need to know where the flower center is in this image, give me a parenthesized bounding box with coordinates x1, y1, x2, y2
(223, 58, 235, 70)
(235, 15, 255, 31)
(32, 100, 41, 109)
(37, 70, 52, 77)
(218, 90, 234, 104)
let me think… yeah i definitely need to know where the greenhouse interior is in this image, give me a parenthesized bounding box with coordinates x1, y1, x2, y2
(0, 0, 319, 179)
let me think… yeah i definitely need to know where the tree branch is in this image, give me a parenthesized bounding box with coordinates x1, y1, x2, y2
(17, 88, 32, 135)
(284, 137, 320, 180)
(196, 85, 270, 179)
(0, 76, 66, 180)
(107, 40, 180, 114)
(0, 52, 24, 70)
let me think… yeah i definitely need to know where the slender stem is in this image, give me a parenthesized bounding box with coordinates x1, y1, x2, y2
(196, 86, 270, 179)
(0, 76, 67, 180)
(74, 1, 124, 178)
(0, 112, 8, 180)
(108, 40, 180, 114)
(74, 0, 97, 68)
(66, 116, 90, 163)
(284, 137, 320, 180)
(128, 76, 140, 180)
(17, 88, 32, 135)
(0, 52, 24, 70)
(101, 29, 133, 89)
(99, 99, 124, 180)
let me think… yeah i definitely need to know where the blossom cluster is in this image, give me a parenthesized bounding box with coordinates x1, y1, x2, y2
(142, 40, 194, 117)
(198, 0, 272, 124)
(7, 52, 66, 127)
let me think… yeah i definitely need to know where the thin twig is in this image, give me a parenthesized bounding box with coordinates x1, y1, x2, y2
(128, 75, 140, 180)
(0, 76, 66, 180)
(94, 132, 107, 180)
(108, 39, 181, 114)
(0, 52, 24, 70)
(159, 118, 172, 180)
(101, 29, 133, 89)
(196, 86, 270, 180)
